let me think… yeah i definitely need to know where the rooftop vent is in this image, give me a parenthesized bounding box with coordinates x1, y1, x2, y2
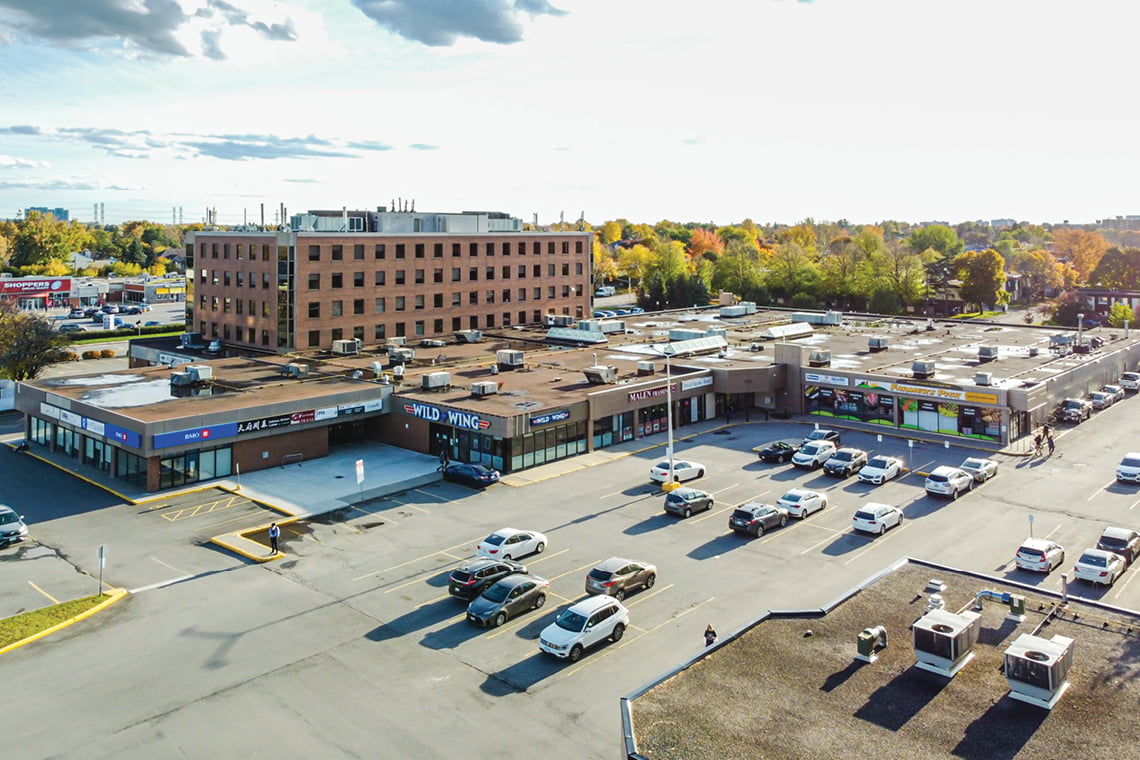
(1004, 633, 1075, 710)
(185, 364, 213, 383)
(583, 365, 619, 384)
(975, 371, 993, 386)
(544, 314, 575, 327)
(869, 336, 889, 352)
(454, 330, 483, 343)
(419, 338, 446, 348)
(912, 608, 982, 677)
(421, 371, 451, 391)
(637, 361, 656, 376)
(496, 349, 525, 370)
(389, 347, 415, 366)
(978, 346, 999, 362)
(470, 381, 499, 397)
(280, 362, 309, 379)
(808, 350, 831, 368)
(912, 360, 936, 379)
(332, 338, 362, 356)
(387, 336, 407, 347)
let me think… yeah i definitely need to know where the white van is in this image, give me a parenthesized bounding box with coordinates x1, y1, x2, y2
(594, 286, 616, 297)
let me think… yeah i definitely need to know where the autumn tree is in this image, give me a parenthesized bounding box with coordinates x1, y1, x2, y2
(1052, 228, 1109, 281)
(599, 221, 622, 245)
(1009, 249, 1064, 301)
(1108, 302, 1138, 328)
(0, 301, 72, 380)
(711, 241, 766, 302)
(616, 244, 654, 291)
(593, 240, 618, 288)
(10, 211, 94, 268)
(867, 241, 926, 308)
(765, 242, 821, 300)
(954, 249, 1006, 312)
(687, 228, 724, 259)
(1089, 247, 1140, 290)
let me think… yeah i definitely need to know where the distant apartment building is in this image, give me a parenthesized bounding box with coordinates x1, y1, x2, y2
(1097, 215, 1140, 232)
(185, 207, 593, 352)
(25, 206, 69, 221)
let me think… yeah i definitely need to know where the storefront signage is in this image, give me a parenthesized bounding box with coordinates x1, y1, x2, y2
(805, 372, 849, 387)
(155, 287, 186, 294)
(81, 418, 105, 436)
(39, 402, 61, 420)
(290, 410, 316, 424)
(104, 423, 142, 449)
(402, 402, 491, 430)
(38, 401, 142, 448)
(861, 379, 998, 406)
(154, 422, 239, 449)
(59, 409, 83, 427)
(628, 385, 672, 403)
(530, 409, 571, 427)
(0, 277, 71, 295)
(680, 376, 713, 391)
(237, 414, 292, 434)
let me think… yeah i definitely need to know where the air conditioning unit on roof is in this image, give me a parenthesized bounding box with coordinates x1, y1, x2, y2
(471, 381, 499, 397)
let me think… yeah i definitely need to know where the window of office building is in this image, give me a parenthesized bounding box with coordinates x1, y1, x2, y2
(433, 293, 443, 308)
(375, 271, 385, 286)
(415, 320, 425, 336)
(332, 245, 343, 260)
(518, 241, 527, 255)
(469, 292, 478, 305)
(518, 288, 527, 302)
(331, 273, 343, 288)
(331, 300, 343, 317)
(503, 242, 511, 255)
(485, 314, 496, 328)
(452, 293, 461, 306)
(396, 243, 406, 259)
(415, 243, 424, 258)
(223, 297, 231, 313)
(452, 316, 462, 330)
(486, 290, 495, 304)
(452, 242, 461, 257)
(502, 289, 510, 303)
(548, 286, 555, 298)
(395, 322, 406, 336)
(211, 296, 219, 311)
(262, 273, 270, 288)
(354, 271, 364, 287)
(395, 296, 405, 311)
(262, 302, 270, 318)
(308, 274, 320, 289)
(548, 242, 555, 254)
(433, 243, 443, 258)
(374, 324, 386, 340)
(354, 244, 364, 260)
(375, 297, 386, 313)
(518, 265, 526, 278)
(502, 312, 511, 326)
(415, 269, 425, 284)
(484, 266, 494, 281)
(353, 325, 364, 341)
(415, 295, 426, 310)
(469, 267, 478, 281)
(236, 300, 243, 315)
(452, 268, 461, 282)
(309, 245, 320, 261)
(434, 269, 443, 283)
(236, 271, 244, 287)
(576, 241, 584, 253)
(262, 329, 269, 346)
(375, 244, 386, 259)
(354, 298, 364, 315)
(470, 242, 478, 256)
(562, 263, 570, 276)
(502, 266, 510, 279)
(308, 302, 320, 318)
(331, 328, 343, 341)
(533, 264, 541, 276)
(395, 270, 405, 285)
(486, 242, 495, 256)
(433, 318, 444, 333)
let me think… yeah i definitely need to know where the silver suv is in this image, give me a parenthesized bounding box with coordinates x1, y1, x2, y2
(924, 466, 973, 499)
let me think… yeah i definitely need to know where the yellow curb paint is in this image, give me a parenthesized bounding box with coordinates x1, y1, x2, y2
(0, 588, 128, 657)
(20, 452, 135, 503)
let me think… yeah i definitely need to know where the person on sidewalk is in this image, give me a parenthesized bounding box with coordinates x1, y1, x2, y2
(725, 405, 733, 424)
(1033, 433, 1042, 456)
(268, 522, 281, 554)
(704, 624, 717, 648)
(1046, 433, 1055, 456)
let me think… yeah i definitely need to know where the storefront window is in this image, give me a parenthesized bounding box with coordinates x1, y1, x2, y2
(805, 386, 894, 425)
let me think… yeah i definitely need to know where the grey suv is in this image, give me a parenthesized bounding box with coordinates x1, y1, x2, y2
(823, 448, 868, 478)
(448, 558, 528, 600)
(585, 557, 657, 600)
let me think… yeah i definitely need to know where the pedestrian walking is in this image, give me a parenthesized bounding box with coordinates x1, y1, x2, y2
(1042, 422, 1051, 440)
(1046, 434, 1055, 456)
(1033, 433, 1042, 456)
(268, 522, 281, 553)
(704, 624, 717, 648)
(726, 405, 733, 423)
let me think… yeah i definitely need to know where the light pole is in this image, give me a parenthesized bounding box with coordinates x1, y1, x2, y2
(661, 343, 677, 483)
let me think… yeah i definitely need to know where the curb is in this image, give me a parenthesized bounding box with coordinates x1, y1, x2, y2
(0, 587, 128, 656)
(5, 447, 136, 503)
(209, 517, 297, 563)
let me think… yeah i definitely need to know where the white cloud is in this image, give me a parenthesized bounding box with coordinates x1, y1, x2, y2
(0, 153, 50, 168)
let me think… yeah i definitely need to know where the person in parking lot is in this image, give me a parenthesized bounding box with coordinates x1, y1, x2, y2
(1047, 433, 1055, 456)
(1033, 432, 1042, 456)
(704, 624, 717, 648)
(268, 523, 281, 553)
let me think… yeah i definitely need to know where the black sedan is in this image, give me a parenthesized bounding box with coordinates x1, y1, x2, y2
(756, 440, 797, 463)
(466, 574, 549, 627)
(442, 462, 501, 487)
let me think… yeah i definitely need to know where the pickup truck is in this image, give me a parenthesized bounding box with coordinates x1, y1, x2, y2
(1059, 397, 1092, 423)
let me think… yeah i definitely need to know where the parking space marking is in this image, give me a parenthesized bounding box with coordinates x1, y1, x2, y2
(1045, 523, 1063, 539)
(485, 589, 581, 640)
(354, 535, 486, 582)
(1130, 498, 1140, 511)
(799, 525, 848, 554)
(711, 483, 740, 496)
(623, 583, 674, 607)
(160, 493, 250, 522)
(148, 556, 189, 576)
(1112, 568, 1139, 599)
(545, 560, 603, 583)
(1088, 478, 1116, 501)
(691, 503, 737, 525)
(524, 548, 570, 567)
(28, 581, 59, 604)
(384, 495, 432, 514)
(842, 525, 909, 566)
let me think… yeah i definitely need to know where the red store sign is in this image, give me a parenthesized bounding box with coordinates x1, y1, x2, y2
(0, 278, 71, 296)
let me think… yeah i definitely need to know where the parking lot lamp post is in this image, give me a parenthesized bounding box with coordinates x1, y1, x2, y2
(663, 343, 677, 481)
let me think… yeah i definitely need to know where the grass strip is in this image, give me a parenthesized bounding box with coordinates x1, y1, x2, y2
(0, 593, 110, 648)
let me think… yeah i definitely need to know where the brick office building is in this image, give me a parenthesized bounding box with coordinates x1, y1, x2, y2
(185, 207, 593, 353)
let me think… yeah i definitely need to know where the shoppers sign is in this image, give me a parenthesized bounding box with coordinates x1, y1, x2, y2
(403, 401, 491, 430)
(0, 277, 71, 295)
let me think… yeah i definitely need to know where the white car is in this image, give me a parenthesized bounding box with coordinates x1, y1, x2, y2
(858, 456, 903, 485)
(476, 528, 547, 560)
(649, 459, 705, 484)
(852, 503, 903, 535)
(1116, 453, 1140, 484)
(1072, 549, 1126, 586)
(538, 595, 629, 662)
(1103, 384, 1126, 403)
(0, 504, 29, 546)
(924, 466, 974, 499)
(776, 489, 827, 519)
(792, 441, 836, 469)
(1015, 538, 1065, 573)
(1090, 391, 1114, 410)
(1119, 372, 1140, 391)
(959, 457, 998, 483)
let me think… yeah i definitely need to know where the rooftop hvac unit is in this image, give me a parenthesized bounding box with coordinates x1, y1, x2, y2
(583, 365, 619, 384)
(286, 362, 310, 378)
(1004, 633, 1075, 709)
(392, 364, 405, 379)
(978, 345, 999, 362)
(389, 347, 415, 365)
(544, 313, 575, 327)
(179, 332, 204, 349)
(912, 608, 982, 677)
(470, 381, 499, 397)
(739, 301, 758, 315)
(719, 304, 748, 318)
(185, 364, 213, 383)
(496, 349, 525, 370)
(868, 336, 889, 352)
(1028, 346, 1040, 357)
(912, 360, 936, 379)
(808, 350, 831, 368)
(1073, 342, 1091, 354)
(387, 336, 407, 347)
(332, 338, 362, 356)
(578, 319, 600, 332)
(420, 339, 446, 348)
(704, 327, 728, 340)
(596, 320, 627, 335)
(422, 371, 451, 390)
(169, 371, 193, 387)
(637, 361, 656, 376)
(455, 330, 483, 343)
(975, 371, 993, 386)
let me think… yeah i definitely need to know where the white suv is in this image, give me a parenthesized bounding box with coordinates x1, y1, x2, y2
(1116, 453, 1140, 484)
(538, 595, 629, 663)
(924, 466, 973, 499)
(1120, 372, 1140, 391)
(792, 441, 837, 469)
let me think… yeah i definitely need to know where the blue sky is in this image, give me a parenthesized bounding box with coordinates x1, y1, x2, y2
(0, 0, 1136, 227)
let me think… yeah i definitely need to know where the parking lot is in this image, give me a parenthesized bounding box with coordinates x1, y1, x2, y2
(5, 398, 1140, 758)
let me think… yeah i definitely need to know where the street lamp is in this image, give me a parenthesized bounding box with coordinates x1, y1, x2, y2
(660, 343, 678, 485)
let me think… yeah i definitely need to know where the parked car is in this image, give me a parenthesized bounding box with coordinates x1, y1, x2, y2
(448, 558, 528, 600)
(858, 455, 903, 485)
(800, 428, 841, 448)
(1097, 527, 1140, 565)
(823, 447, 868, 478)
(1119, 372, 1140, 391)
(1116, 453, 1140, 484)
(792, 440, 837, 469)
(1059, 397, 1092, 423)
(121, 305, 143, 315)
(538, 595, 628, 662)
(755, 440, 796, 463)
(476, 528, 547, 560)
(1015, 538, 1065, 573)
(664, 487, 714, 518)
(59, 324, 87, 334)
(649, 459, 705, 483)
(924, 466, 974, 499)
(68, 308, 86, 319)
(1103, 384, 1126, 403)
(585, 557, 657, 600)
(442, 462, 501, 487)
(594, 286, 616, 297)
(0, 504, 29, 546)
(466, 574, 549, 627)
(100, 304, 119, 314)
(729, 502, 788, 536)
(1090, 391, 1114, 410)
(775, 489, 827, 519)
(851, 503, 903, 535)
(1072, 549, 1125, 586)
(959, 457, 999, 483)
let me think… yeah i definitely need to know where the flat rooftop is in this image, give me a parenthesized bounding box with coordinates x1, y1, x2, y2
(628, 560, 1140, 760)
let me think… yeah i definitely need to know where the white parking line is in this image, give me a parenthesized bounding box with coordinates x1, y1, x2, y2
(624, 583, 674, 607)
(843, 524, 909, 565)
(1130, 499, 1140, 511)
(148, 555, 189, 576)
(691, 504, 737, 524)
(355, 535, 486, 581)
(1088, 478, 1116, 501)
(1045, 523, 1063, 539)
(711, 483, 740, 495)
(523, 548, 570, 567)
(799, 526, 847, 554)
(1111, 567, 1139, 599)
